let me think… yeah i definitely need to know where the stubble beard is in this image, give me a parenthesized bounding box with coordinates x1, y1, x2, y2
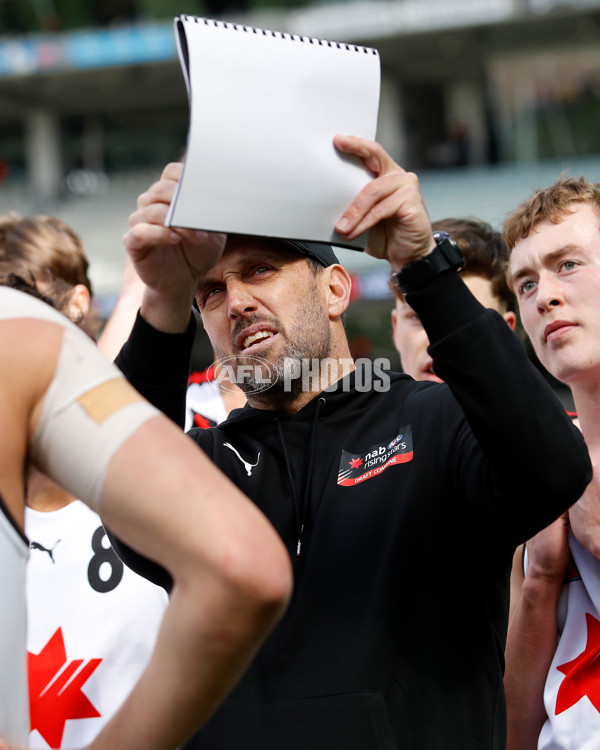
(213, 293, 332, 403)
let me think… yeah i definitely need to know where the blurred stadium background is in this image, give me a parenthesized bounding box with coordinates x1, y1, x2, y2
(1, 0, 600, 376)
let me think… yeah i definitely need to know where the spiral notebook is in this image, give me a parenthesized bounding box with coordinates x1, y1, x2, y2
(165, 15, 381, 250)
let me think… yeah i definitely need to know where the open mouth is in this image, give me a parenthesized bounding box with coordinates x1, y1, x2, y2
(242, 330, 275, 349)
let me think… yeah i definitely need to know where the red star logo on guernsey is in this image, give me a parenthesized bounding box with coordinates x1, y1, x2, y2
(28, 627, 102, 747)
(349, 457, 363, 469)
(555, 612, 600, 714)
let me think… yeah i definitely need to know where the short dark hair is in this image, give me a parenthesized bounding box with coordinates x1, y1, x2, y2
(390, 217, 516, 313)
(304, 254, 326, 276)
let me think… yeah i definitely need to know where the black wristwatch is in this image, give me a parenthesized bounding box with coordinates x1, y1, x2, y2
(391, 231, 465, 295)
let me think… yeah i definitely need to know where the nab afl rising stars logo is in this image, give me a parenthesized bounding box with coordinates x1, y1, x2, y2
(337, 425, 413, 487)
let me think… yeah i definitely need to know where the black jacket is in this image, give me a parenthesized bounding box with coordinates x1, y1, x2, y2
(115, 269, 591, 750)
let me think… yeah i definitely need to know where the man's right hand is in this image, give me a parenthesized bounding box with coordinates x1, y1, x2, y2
(123, 162, 226, 332)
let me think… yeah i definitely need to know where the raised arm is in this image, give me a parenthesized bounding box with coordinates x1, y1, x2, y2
(96, 256, 145, 361)
(333, 135, 591, 539)
(112, 162, 228, 423)
(122, 162, 226, 333)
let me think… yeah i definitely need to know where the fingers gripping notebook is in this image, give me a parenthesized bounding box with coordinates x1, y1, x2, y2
(166, 15, 381, 250)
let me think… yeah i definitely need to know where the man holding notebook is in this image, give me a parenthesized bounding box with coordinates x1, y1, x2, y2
(113, 134, 591, 750)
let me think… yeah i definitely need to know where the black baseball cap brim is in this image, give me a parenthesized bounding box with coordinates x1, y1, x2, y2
(192, 237, 340, 312)
(285, 240, 339, 267)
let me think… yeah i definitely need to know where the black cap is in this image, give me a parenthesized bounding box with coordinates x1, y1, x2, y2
(192, 238, 340, 312)
(286, 240, 339, 267)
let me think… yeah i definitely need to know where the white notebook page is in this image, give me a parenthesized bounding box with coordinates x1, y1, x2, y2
(166, 16, 381, 250)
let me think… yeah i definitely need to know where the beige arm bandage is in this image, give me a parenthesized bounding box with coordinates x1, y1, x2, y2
(31, 324, 160, 513)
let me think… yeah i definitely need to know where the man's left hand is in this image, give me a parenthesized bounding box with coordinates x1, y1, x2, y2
(333, 135, 435, 271)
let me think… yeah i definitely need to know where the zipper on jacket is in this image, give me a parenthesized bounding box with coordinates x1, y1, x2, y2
(275, 396, 326, 557)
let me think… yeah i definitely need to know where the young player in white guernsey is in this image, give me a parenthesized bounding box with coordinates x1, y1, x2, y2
(0, 214, 170, 748)
(0, 282, 291, 750)
(25, 500, 168, 749)
(0, 493, 29, 745)
(504, 182, 600, 750)
(185, 364, 246, 430)
(538, 536, 600, 750)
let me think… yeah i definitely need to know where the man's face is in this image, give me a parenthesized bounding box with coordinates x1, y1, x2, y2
(391, 296, 442, 383)
(509, 202, 600, 387)
(195, 237, 332, 396)
(391, 274, 516, 382)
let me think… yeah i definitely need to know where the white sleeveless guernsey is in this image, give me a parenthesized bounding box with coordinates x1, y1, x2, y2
(0, 287, 69, 745)
(538, 530, 600, 750)
(25, 501, 167, 749)
(0, 286, 165, 747)
(0, 494, 29, 745)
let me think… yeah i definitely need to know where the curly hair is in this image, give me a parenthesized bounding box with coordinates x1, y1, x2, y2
(390, 216, 516, 313)
(502, 176, 600, 251)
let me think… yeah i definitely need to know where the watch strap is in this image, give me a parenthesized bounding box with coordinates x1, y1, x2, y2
(392, 232, 465, 295)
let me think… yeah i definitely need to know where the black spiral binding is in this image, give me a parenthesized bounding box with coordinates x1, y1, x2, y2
(181, 15, 379, 56)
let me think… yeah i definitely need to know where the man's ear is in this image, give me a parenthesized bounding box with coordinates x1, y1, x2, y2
(503, 310, 517, 331)
(391, 307, 398, 336)
(323, 264, 352, 320)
